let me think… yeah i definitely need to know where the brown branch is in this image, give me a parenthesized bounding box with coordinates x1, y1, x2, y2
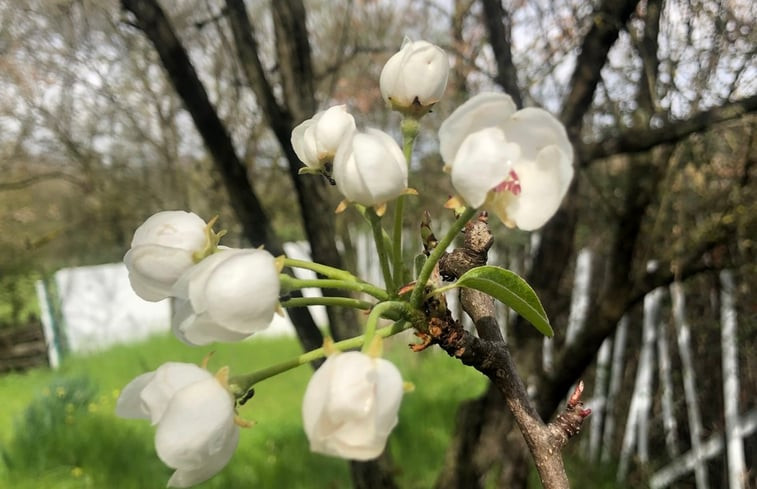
(0, 171, 85, 191)
(560, 0, 639, 134)
(580, 94, 757, 162)
(480, 0, 522, 107)
(224, 0, 292, 133)
(271, 0, 316, 120)
(433, 214, 590, 489)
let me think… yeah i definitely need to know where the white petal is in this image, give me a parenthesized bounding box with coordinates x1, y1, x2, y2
(115, 372, 155, 420)
(506, 145, 574, 230)
(499, 107, 573, 163)
(379, 40, 449, 107)
(314, 105, 356, 156)
(124, 270, 171, 302)
(183, 250, 238, 314)
(204, 250, 280, 333)
(438, 92, 517, 165)
(124, 245, 195, 301)
(140, 363, 212, 424)
(371, 359, 404, 437)
(155, 378, 237, 469)
(325, 353, 375, 421)
(178, 312, 253, 346)
(302, 352, 404, 461)
(450, 127, 520, 208)
(165, 428, 239, 488)
(130, 211, 207, 249)
(291, 118, 318, 167)
(333, 129, 407, 206)
(302, 354, 338, 439)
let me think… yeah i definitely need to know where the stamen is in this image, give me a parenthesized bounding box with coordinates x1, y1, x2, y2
(493, 170, 521, 196)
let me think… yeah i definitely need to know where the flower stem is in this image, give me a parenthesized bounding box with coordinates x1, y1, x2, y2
(368, 208, 395, 294)
(392, 195, 406, 285)
(361, 301, 408, 353)
(279, 275, 389, 301)
(391, 117, 420, 290)
(280, 296, 375, 310)
(283, 257, 357, 281)
(228, 319, 414, 397)
(409, 206, 477, 309)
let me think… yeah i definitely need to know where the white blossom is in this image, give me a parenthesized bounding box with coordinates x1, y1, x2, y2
(116, 362, 239, 488)
(379, 37, 449, 113)
(439, 92, 574, 230)
(291, 105, 356, 170)
(332, 128, 408, 207)
(124, 211, 208, 301)
(171, 248, 281, 345)
(302, 351, 404, 461)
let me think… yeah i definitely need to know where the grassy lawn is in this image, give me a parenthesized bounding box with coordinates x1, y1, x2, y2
(0, 332, 487, 489)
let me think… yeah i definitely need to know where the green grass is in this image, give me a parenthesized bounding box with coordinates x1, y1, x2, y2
(0, 332, 487, 489)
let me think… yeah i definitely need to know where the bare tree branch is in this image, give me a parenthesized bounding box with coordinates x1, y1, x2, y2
(580, 94, 757, 162)
(0, 171, 85, 191)
(479, 0, 522, 107)
(431, 215, 590, 489)
(560, 0, 639, 134)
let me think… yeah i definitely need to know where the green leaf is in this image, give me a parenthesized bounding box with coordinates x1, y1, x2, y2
(455, 266, 553, 337)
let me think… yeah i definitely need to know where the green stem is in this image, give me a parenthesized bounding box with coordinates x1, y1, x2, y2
(390, 117, 420, 289)
(391, 195, 406, 286)
(361, 301, 407, 352)
(229, 319, 414, 397)
(281, 296, 375, 310)
(410, 206, 477, 309)
(368, 208, 395, 294)
(283, 257, 357, 281)
(279, 275, 389, 301)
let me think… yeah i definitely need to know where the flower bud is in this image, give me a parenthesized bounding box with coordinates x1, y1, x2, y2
(302, 351, 403, 461)
(124, 211, 208, 301)
(291, 105, 356, 172)
(439, 92, 574, 230)
(332, 128, 408, 207)
(379, 38, 449, 116)
(171, 248, 281, 345)
(116, 362, 239, 488)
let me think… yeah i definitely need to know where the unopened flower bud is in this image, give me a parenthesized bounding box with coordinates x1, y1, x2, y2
(116, 362, 239, 488)
(379, 38, 449, 117)
(302, 351, 403, 460)
(171, 248, 281, 345)
(291, 105, 356, 173)
(332, 128, 408, 207)
(124, 211, 208, 301)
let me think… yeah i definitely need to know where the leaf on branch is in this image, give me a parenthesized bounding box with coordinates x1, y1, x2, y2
(455, 265, 553, 337)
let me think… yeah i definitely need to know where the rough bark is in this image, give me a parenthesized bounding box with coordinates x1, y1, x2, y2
(431, 215, 590, 489)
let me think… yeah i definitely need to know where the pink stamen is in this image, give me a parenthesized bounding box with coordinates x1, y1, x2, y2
(493, 170, 521, 196)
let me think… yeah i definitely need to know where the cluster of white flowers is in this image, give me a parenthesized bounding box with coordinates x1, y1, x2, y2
(117, 362, 240, 488)
(119, 211, 405, 486)
(124, 210, 282, 346)
(117, 35, 575, 488)
(292, 40, 573, 231)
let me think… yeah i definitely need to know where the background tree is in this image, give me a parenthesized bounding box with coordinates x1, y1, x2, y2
(1, 0, 753, 487)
